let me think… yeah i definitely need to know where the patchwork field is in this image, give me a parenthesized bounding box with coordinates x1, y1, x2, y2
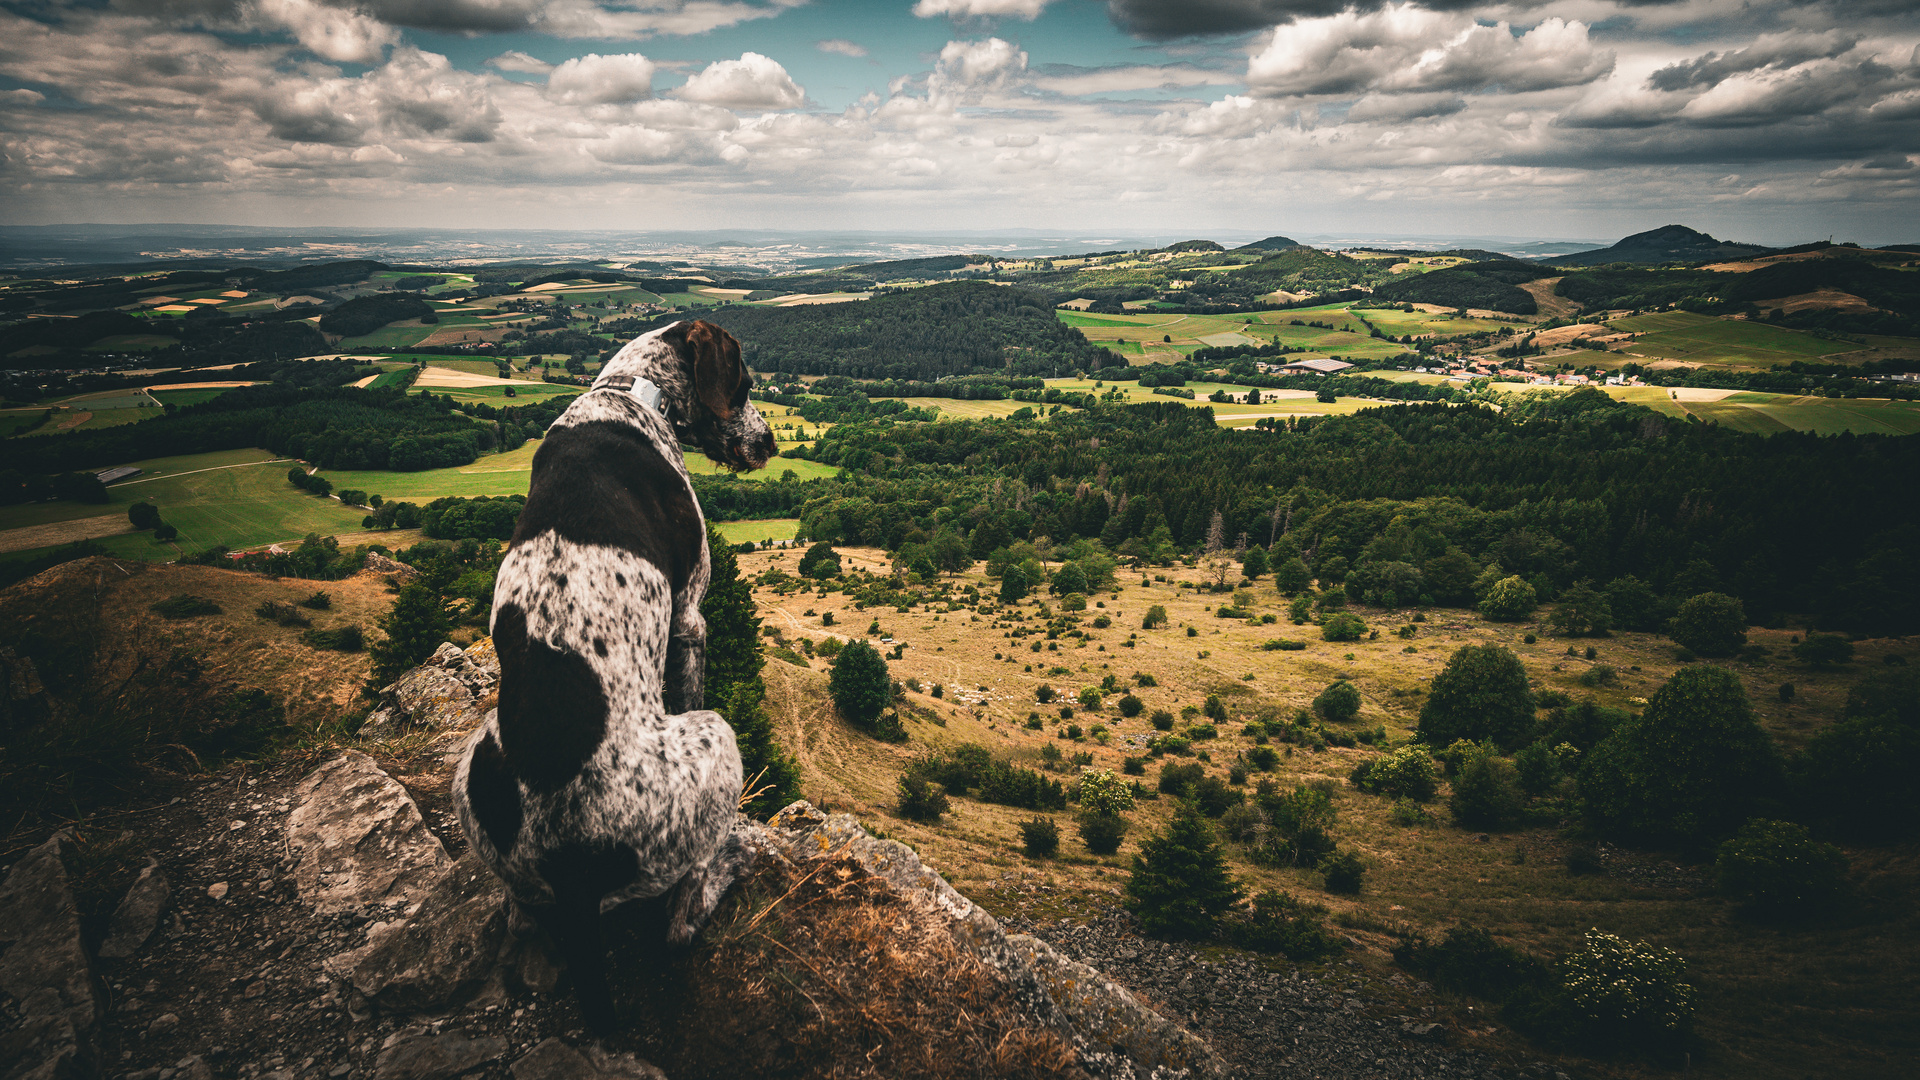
(1621, 319, 1858, 368)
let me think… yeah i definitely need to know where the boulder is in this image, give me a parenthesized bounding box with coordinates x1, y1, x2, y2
(96, 859, 170, 961)
(509, 1039, 665, 1080)
(372, 1033, 505, 1080)
(324, 855, 505, 1012)
(363, 553, 419, 582)
(0, 835, 99, 1080)
(362, 643, 497, 734)
(1008, 934, 1220, 1076)
(286, 752, 451, 914)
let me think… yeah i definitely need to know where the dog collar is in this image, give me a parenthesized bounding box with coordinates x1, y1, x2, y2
(596, 374, 663, 413)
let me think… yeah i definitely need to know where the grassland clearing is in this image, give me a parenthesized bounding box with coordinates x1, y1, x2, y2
(1621, 319, 1856, 368)
(713, 518, 799, 545)
(148, 387, 239, 407)
(741, 547, 1918, 1080)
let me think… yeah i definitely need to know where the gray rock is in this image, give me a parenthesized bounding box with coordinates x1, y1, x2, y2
(372, 1034, 505, 1080)
(323, 855, 504, 1012)
(361, 643, 496, 734)
(1008, 934, 1222, 1077)
(173, 1057, 211, 1080)
(363, 553, 419, 582)
(286, 752, 451, 915)
(0, 835, 99, 1080)
(98, 859, 170, 961)
(509, 1039, 666, 1080)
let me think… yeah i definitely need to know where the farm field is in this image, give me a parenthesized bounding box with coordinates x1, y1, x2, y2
(336, 323, 436, 350)
(713, 518, 800, 545)
(148, 387, 238, 407)
(1688, 394, 1920, 436)
(318, 442, 541, 500)
(740, 546, 1920, 1080)
(683, 454, 841, 483)
(1622, 319, 1857, 368)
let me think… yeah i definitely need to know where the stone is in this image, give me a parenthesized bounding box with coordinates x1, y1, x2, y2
(98, 860, 170, 961)
(205, 883, 228, 901)
(0, 835, 99, 1080)
(174, 1057, 211, 1080)
(323, 855, 504, 1012)
(1008, 934, 1223, 1077)
(360, 643, 497, 735)
(371, 1034, 505, 1080)
(363, 553, 418, 582)
(286, 752, 451, 915)
(509, 1039, 666, 1080)
(146, 1015, 179, 1037)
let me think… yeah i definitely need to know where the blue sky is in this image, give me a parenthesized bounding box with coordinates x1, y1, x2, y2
(1, 1, 1915, 243)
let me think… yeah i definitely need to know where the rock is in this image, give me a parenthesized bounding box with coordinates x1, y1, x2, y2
(509, 1039, 666, 1080)
(174, 1057, 211, 1080)
(372, 1034, 505, 1080)
(1008, 934, 1223, 1077)
(360, 643, 497, 735)
(0, 835, 100, 1080)
(97, 859, 170, 961)
(323, 855, 504, 1012)
(146, 1014, 180, 1037)
(286, 752, 451, 915)
(363, 553, 418, 582)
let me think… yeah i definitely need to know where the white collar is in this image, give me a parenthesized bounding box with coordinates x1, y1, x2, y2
(595, 374, 663, 413)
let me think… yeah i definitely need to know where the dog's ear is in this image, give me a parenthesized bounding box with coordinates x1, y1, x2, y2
(685, 320, 747, 419)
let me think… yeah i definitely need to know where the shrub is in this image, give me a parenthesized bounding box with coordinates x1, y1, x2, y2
(1394, 925, 1548, 1003)
(1548, 580, 1613, 636)
(1390, 798, 1430, 826)
(1036, 684, 1055, 703)
(1479, 575, 1537, 621)
(829, 639, 893, 735)
(149, 594, 222, 619)
(1416, 644, 1535, 751)
(1118, 693, 1144, 718)
(253, 600, 311, 628)
(1557, 930, 1695, 1040)
(1078, 812, 1129, 855)
(1513, 740, 1562, 796)
(1778, 682, 1795, 702)
(1791, 713, 1920, 839)
(1449, 751, 1526, 830)
(1150, 709, 1175, 731)
(798, 541, 842, 579)
(1226, 889, 1339, 959)
(1576, 664, 1618, 688)
(1142, 604, 1169, 629)
(1076, 769, 1135, 816)
(1321, 849, 1365, 894)
(1191, 775, 1243, 817)
(897, 776, 949, 822)
(1581, 665, 1783, 846)
(1124, 801, 1241, 940)
(1158, 761, 1205, 796)
(1321, 612, 1366, 642)
(1671, 592, 1748, 657)
(128, 501, 161, 531)
(1019, 817, 1060, 858)
(299, 591, 332, 610)
(1713, 819, 1848, 915)
(1793, 633, 1854, 668)
(301, 625, 365, 652)
(1313, 679, 1362, 724)
(1122, 755, 1146, 775)
(1349, 745, 1439, 801)
(1537, 699, 1627, 753)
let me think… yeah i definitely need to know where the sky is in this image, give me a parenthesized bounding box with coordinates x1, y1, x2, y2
(1, 0, 1916, 244)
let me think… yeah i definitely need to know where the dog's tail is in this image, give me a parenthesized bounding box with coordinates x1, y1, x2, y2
(547, 890, 616, 1035)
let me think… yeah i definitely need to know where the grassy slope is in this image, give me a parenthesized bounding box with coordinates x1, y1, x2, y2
(743, 548, 1919, 1080)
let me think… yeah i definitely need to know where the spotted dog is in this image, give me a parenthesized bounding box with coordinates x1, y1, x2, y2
(452, 320, 776, 1032)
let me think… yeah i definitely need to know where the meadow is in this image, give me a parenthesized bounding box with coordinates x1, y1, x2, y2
(1606, 313, 1860, 368)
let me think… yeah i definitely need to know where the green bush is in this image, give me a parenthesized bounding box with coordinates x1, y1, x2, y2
(798, 541, 842, 579)
(1393, 925, 1549, 1003)
(1576, 664, 1618, 688)
(1321, 849, 1366, 894)
(1478, 575, 1537, 621)
(1036, 684, 1055, 703)
(1150, 709, 1174, 731)
(829, 639, 893, 734)
(1513, 740, 1562, 796)
(301, 625, 365, 652)
(1158, 761, 1204, 796)
(1191, 775, 1244, 817)
(1713, 819, 1848, 915)
(1076, 769, 1135, 816)
(1078, 811, 1129, 854)
(1390, 798, 1430, 826)
(1793, 633, 1854, 668)
(897, 776, 949, 821)
(1313, 679, 1362, 724)
(254, 600, 311, 628)
(1125, 801, 1241, 940)
(1449, 751, 1526, 830)
(1118, 693, 1145, 717)
(1226, 889, 1339, 959)
(1321, 612, 1367, 642)
(1556, 930, 1695, 1040)
(1019, 816, 1059, 857)
(299, 591, 333, 610)
(1349, 745, 1439, 801)
(149, 594, 222, 619)
(1416, 644, 1535, 751)
(1671, 592, 1748, 657)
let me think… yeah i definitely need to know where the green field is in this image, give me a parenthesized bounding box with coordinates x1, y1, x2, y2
(366, 368, 416, 389)
(319, 443, 542, 500)
(683, 455, 842, 483)
(895, 397, 1032, 420)
(337, 324, 437, 350)
(713, 519, 800, 545)
(1608, 311, 1718, 334)
(149, 388, 235, 407)
(1622, 319, 1856, 367)
(0, 409, 53, 436)
(84, 334, 178, 351)
(1689, 394, 1920, 436)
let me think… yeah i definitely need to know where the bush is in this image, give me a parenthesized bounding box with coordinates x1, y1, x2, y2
(1537, 699, 1628, 753)
(1078, 812, 1129, 854)
(1226, 889, 1339, 959)
(1791, 713, 1920, 840)
(1713, 819, 1848, 915)
(1321, 849, 1365, 894)
(1513, 740, 1562, 796)
(798, 541, 842, 579)
(1416, 644, 1535, 751)
(1449, 751, 1526, 830)
(128, 501, 161, 531)
(1556, 930, 1695, 1041)
(1076, 769, 1135, 816)
(1118, 693, 1144, 717)
(1124, 801, 1242, 940)
(1349, 745, 1439, 801)
(253, 600, 312, 628)
(1793, 633, 1854, 668)
(1576, 664, 1618, 688)
(1143, 604, 1169, 629)
(299, 591, 332, 610)
(1394, 925, 1549, 1003)
(1150, 709, 1175, 731)
(1581, 665, 1783, 846)
(1019, 816, 1059, 858)
(1671, 592, 1748, 657)
(829, 639, 893, 734)
(897, 776, 949, 821)
(301, 625, 365, 652)
(1036, 684, 1055, 703)
(1321, 612, 1367, 642)
(1159, 764, 1206, 797)
(149, 594, 222, 619)
(1313, 679, 1362, 724)
(1122, 755, 1146, 775)
(1479, 575, 1537, 621)
(1390, 798, 1430, 826)
(1191, 775, 1243, 817)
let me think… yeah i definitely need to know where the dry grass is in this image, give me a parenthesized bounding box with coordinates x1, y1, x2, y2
(738, 547, 1920, 1080)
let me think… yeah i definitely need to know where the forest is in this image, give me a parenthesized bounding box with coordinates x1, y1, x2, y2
(1371, 260, 1551, 314)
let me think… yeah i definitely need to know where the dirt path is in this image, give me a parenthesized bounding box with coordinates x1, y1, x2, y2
(0, 514, 134, 554)
(114, 458, 294, 486)
(764, 662, 850, 789)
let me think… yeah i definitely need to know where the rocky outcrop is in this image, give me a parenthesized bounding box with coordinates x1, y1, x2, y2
(324, 855, 506, 1013)
(361, 642, 498, 734)
(0, 835, 99, 1080)
(363, 553, 420, 582)
(285, 751, 452, 914)
(96, 858, 170, 961)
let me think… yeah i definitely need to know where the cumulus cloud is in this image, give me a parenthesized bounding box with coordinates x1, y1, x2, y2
(1245, 7, 1612, 97)
(1104, 0, 1474, 39)
(254, 0, 397, 64)
(913, 0, 1052, 18)
(816, 38, 867, 57)
(1346, 92, 1466, 122)
(547, 52, 657, 104)
(487, 50, 555, 75)
(672, 52, 804, 109)
(1031, 63, 1239, 96)
(932, 37, 1029, 92)
(1647, 31, 1858, 91)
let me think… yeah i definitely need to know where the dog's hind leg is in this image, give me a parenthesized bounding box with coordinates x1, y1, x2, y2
(665, 821, 760, 946)
(543, 891, 617, 1035)
(663, 606, 706, 713)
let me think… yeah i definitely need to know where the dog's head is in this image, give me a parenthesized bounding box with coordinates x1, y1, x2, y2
(660, 320, 776, 471)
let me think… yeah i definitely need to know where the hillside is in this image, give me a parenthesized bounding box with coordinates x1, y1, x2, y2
(1368, 260, 1554, 314)
(1547, 225, 1774, 267)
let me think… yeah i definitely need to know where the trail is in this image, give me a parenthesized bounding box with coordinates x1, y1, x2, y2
(113, 459, 294, 486)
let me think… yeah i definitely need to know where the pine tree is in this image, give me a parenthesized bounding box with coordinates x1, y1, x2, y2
(369, 583, 452, 685)
(1125, 800, 1242, 940)
(723, 680, 803, 818)
(700, 525, 802, 816)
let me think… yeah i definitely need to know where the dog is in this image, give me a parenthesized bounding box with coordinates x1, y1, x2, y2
(452, 319, 776, 1033)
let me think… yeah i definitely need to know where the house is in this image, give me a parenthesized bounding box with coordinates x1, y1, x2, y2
(95, 466, 140, 484)
(1274, 358, 1354, 376)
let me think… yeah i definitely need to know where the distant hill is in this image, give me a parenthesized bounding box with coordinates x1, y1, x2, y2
(1546, 225, 1773, 267)
(1161, 240, 1226, 253)
(1234, 236, 1303, 252)
(1371, 259, 1554, 315)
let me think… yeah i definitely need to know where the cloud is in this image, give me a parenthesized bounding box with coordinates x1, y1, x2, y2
(487, 50, 555, 75)
(672, 52, 804, 109)
(254, 0, 398, 64)
(547, 52, 657, 104)
(1245, 7, 1612, 97)
(816, 39, 867, 58)
(2, 87, 46, 105)
(913, 0, 1052, 19)
(1345, 92, 1465, 122)
(1104, 0, 1486, 39)
(1648, 31, 1858, 91)
(1030, 63, 1240, 96)
(933, 37, 1028, 91)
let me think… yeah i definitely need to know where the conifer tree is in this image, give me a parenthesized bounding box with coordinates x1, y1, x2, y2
(369, 583, 452, 685)
(701, 526, 803, 815)
(1125, 800, 1241, 940)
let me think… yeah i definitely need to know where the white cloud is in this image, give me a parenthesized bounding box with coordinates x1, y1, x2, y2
(816, 38, 867, 58)
(1246, 6, 1612, 98)
(547, 52, 657, 105)
(2, 87, 46, 105)
(912, 0, 1052, 19)
(487, 51, 555, 75)
(933, 37, 1028, 92)
(1346, 92, 1466, 123)
(254, 0, 397, 65)
(1031, 64, 1239, 96)
(672, 52, 804, 109)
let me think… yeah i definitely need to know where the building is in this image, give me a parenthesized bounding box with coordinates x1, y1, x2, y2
(95, 466, 140, 484)
(1273, 358, 1355, 376)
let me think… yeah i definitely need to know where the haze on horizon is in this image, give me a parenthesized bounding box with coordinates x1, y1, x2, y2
(1, 0, 1916, 246)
